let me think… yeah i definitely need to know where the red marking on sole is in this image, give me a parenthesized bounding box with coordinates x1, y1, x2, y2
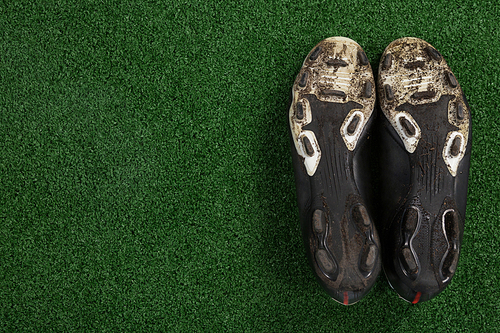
(412, 292, 422, 304)
(343, 291, 349, 305)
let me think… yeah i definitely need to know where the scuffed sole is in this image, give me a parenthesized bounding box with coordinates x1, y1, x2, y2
(289, 37, 376, 176)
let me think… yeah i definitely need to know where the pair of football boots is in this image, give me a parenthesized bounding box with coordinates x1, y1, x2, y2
(289, 37, 471, 304)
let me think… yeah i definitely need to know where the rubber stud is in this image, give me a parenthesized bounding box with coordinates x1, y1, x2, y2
(444, 210, 457, 242)
(411, 90, 436, 100)
(403, 207, 419, 234)
(312, 209, 326, 234)
(384, 84, 394, 101)
(450, 136, 461, 157)
(360, 243, 377, 271)
(326, 58, 347, 67)
(445, 71, 458, 88)
(442, 210, 459, 278)
(457, 102, 464, 120)
(352, 204, 370, 226)
(404, 60, 425, 69)
(316, 249, 337, 274)
(402, 247, 417, 272)
(400, 117, 416, 137)
(322, 89, 346, 97)
(310, 46, 322, 61)
(364, 81, 372, 98)
(383, 53, 393, 70)
(299, 72, 308, 87)
(425, 46, 442, 61)
(447, 258, 458, 274)
(347, 115, 360, 135)
(302, 136, 314, 156)
(357, 49, 368, 66)
(296, 101, 304, 120)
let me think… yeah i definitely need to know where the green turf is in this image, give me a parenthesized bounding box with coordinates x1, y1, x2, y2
(1, 0, 499, 331)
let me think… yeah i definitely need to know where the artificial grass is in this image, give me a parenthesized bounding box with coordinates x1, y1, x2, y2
(1, 0, 499, 331)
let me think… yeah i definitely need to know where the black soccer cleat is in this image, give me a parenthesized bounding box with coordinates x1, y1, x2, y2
(289, 37, 381, 305)
(377, 37, 472, 303)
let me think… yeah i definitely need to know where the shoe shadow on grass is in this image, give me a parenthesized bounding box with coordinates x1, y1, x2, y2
(250, 78, 319, 301)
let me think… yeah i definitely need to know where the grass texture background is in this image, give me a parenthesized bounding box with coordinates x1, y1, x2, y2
(1, 0, 499, 331)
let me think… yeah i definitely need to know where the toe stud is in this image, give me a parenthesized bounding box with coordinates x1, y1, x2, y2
(326, 58, 348, 67)
(425, 46, 442, 61)
(310, 46, 322, 61)
(404, 60, 426, 69)
(383, 53, 393, 70)
(457, 102, 464, 120)
(445, 71, 458, 88)
(296, 101, 304, 120)
(299, 72, 308, 87)
(384, 84, 394, 101)
(364, 81, 372, 98)
(357, 49, 368, 66)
